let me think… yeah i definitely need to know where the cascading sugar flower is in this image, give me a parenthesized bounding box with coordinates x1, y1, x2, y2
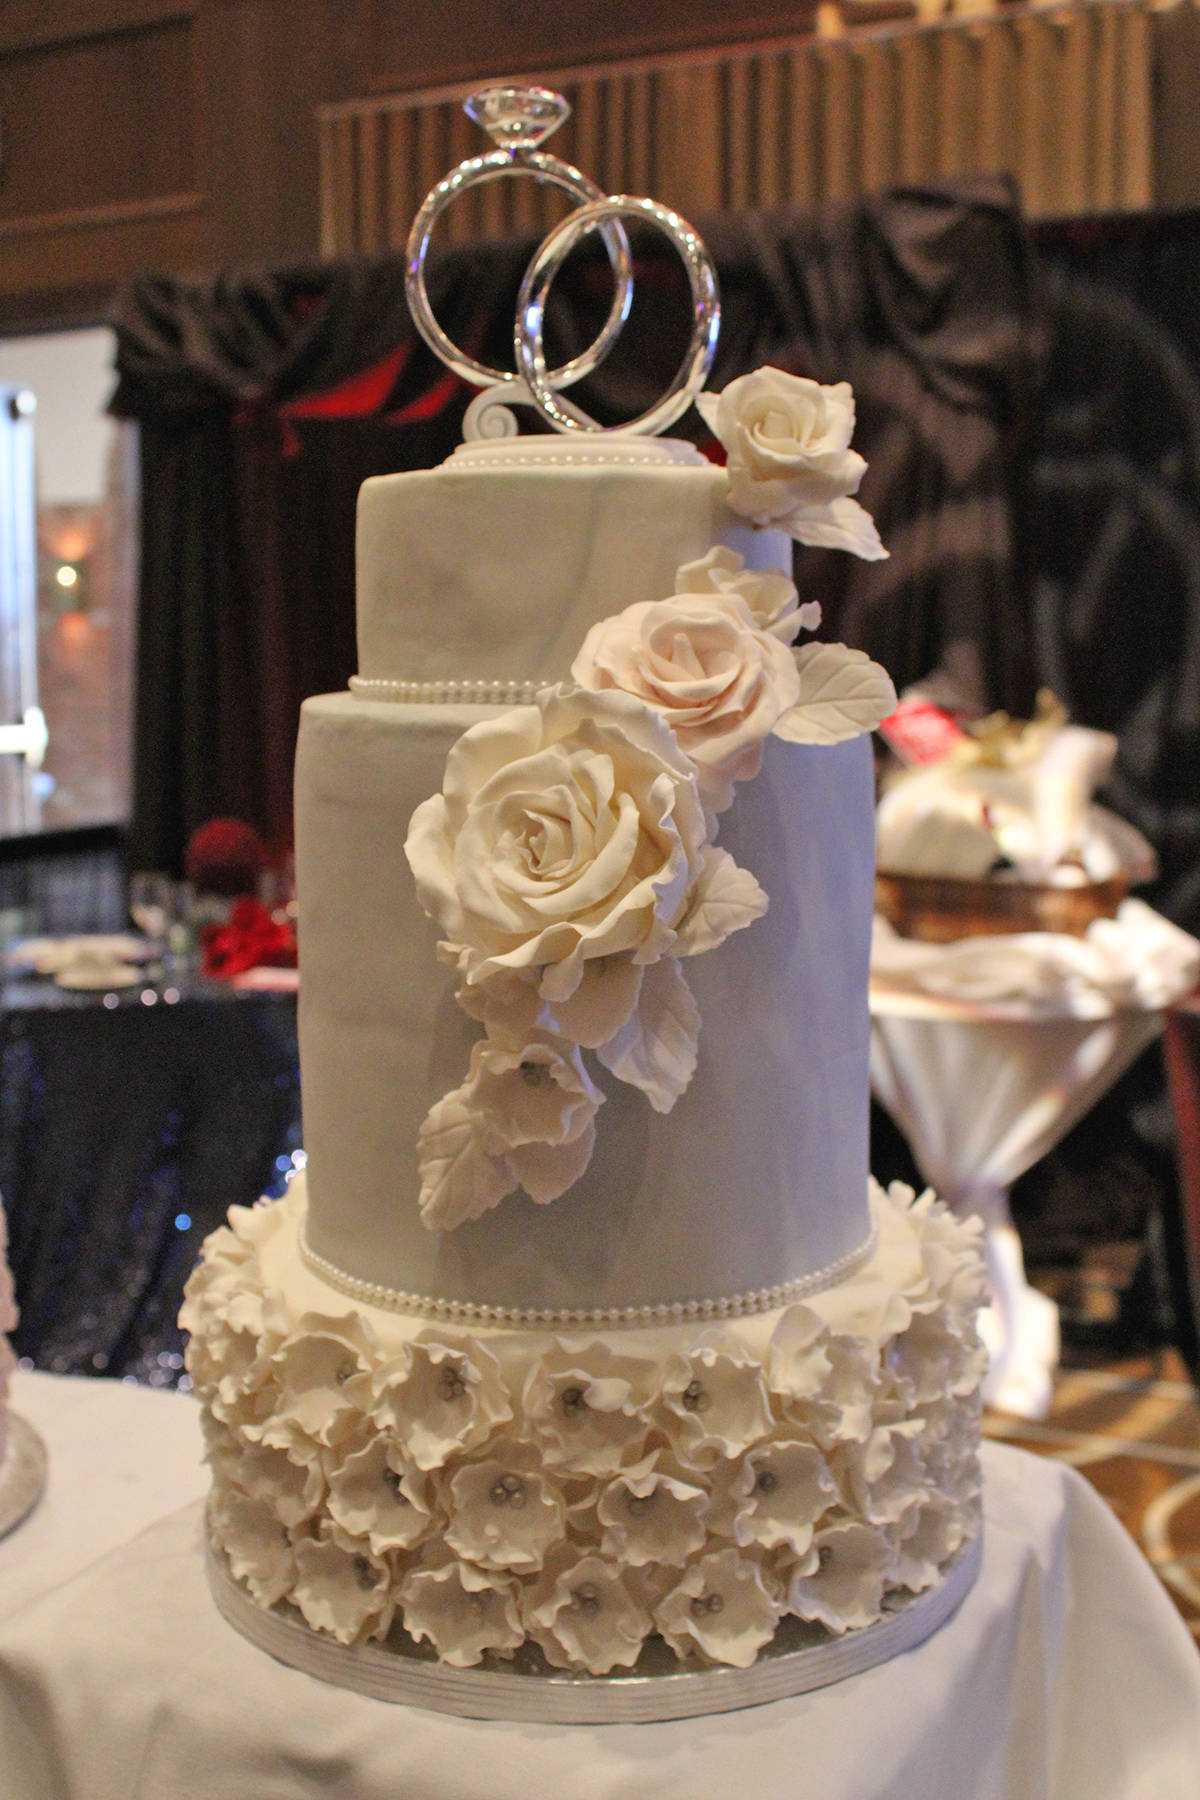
(406, 684, 711, 1003)
(406, 682, 767, 1228)
(674, 546, 819, 644)
(697, 367, 888, 561)
(571, 586, 803, 813)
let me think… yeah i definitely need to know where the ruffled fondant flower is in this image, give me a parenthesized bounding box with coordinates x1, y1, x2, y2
(291, 1531, 395, 1645)
(522, 1548, 653, 1673)
(833, 1420, 926, 1527)
(208, 1487, 297, 1608)
(884, 1303, 987, 1407)
(206, 1423, 326, 1529)
(443, 1440, 567, 1573)
(181, 1215, 291, 1420)
(522, 1343, 655, 1475)
(915, 1399, 983, 1507)
(326, 1435, 436, 1554)
(259, 1312, 380, 1452)
(405, 684, 710, 1006)
(767, 1308, 878, 1449)
(570, 590, 802, 812)
(729, 1438, 839, 1556)
(674, 546, 818, 644)
(786, 1519, 893, 1633)
(655, 1547, 781, 1667)
(906, 1189, 989, 1311)
(659, 1334, 777, 1469)
(353, 1334, 512, 1472)
(889, 1493, 977, 1595)
(416, 1033, 604, 1229)
(696, 367, 887, 561)
(400, 1559, 525, 1667)
(596, 1456, 710, 1567)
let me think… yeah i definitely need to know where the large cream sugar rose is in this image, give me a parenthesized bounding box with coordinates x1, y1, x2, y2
(571, 591, 803, 812)
(405, 685, 709, 1005)
(696, 367, 887, 561)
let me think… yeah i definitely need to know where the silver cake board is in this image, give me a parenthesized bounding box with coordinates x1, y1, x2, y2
(0, 1413, 48, 1541)
(206, 1531, 982, 1725)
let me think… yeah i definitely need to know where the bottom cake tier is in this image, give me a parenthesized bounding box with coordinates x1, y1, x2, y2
(182, 1178, 987, 1682)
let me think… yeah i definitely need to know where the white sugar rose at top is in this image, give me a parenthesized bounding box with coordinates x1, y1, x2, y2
(696, 367, 888, 562)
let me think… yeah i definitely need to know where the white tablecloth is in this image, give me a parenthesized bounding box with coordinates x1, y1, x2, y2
(869, 993, 1165, 1417)
(2, 1373, 1199, 1798)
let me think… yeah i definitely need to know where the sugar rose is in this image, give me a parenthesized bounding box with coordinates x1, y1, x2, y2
(571, 592, 802, 812)
(405, 685, 709, 1004)
(697, 367, 887, 561)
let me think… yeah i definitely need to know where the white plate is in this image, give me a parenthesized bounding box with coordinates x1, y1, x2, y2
(54, 964, 144, 991)
(7, 935, 154, 975)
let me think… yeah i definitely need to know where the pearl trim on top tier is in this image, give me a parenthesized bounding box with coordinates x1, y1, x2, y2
(349, 676, 542, 706)
(297, 1210, 880, 1328)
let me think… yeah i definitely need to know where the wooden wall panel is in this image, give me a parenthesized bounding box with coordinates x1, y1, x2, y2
(0, 18, 198, 229)
(361, 0, 819, 95)
(321, 0, 1191, 262)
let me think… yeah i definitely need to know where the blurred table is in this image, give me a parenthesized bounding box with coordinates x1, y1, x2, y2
(2, 1373, 1199, 1800)
(0, 965, 300, 1384)
(870, 984, 1162, 1418)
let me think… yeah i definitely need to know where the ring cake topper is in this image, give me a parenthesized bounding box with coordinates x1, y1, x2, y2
(404, 84, 720, 440)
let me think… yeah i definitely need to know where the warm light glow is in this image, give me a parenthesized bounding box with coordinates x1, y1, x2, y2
(55, 564, 78, 589)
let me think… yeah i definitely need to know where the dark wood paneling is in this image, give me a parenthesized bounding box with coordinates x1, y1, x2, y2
(361, 0, 819, 93)
(0, 18, 198, 227)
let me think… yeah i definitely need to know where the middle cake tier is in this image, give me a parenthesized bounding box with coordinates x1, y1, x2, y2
(295, 694, 876, 1319)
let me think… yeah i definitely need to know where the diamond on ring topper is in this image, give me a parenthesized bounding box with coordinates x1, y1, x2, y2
(403, 85, 720, 440)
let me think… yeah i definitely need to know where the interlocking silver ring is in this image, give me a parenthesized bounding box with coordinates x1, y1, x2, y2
(515, 195, 720, 437)
(405, 150, 633, 394)
(404, 86, 721, 438)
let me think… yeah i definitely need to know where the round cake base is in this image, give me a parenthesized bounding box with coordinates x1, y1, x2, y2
(206, 1531, 982, 1723)
(0, 1414, 48, 1541)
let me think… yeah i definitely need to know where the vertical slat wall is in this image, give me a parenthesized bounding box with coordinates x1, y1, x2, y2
(317, 0, 1167, 258)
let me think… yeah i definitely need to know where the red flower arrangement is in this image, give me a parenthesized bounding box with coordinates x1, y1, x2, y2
(185, 818, 267, 898)
(200, 896, 297, 979)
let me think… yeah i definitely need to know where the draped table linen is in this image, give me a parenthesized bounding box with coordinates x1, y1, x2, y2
(870, 902, 1200, 1417)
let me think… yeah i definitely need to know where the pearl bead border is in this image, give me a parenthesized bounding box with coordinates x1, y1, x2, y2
(349, 676, 541, 706)
(297, 1213, 880, 1329)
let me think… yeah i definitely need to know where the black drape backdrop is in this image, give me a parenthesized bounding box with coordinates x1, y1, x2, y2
(110, 177, 1040, 872)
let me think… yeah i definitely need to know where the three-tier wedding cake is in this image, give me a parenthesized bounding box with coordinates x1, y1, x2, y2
(182, 87, 987, 1712)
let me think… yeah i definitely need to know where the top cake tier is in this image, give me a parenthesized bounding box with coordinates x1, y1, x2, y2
(356, 438, 790, 687)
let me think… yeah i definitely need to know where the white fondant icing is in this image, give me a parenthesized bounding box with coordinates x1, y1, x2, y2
(355, 460, 791, 687)
(295, 700, 876, 1310)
